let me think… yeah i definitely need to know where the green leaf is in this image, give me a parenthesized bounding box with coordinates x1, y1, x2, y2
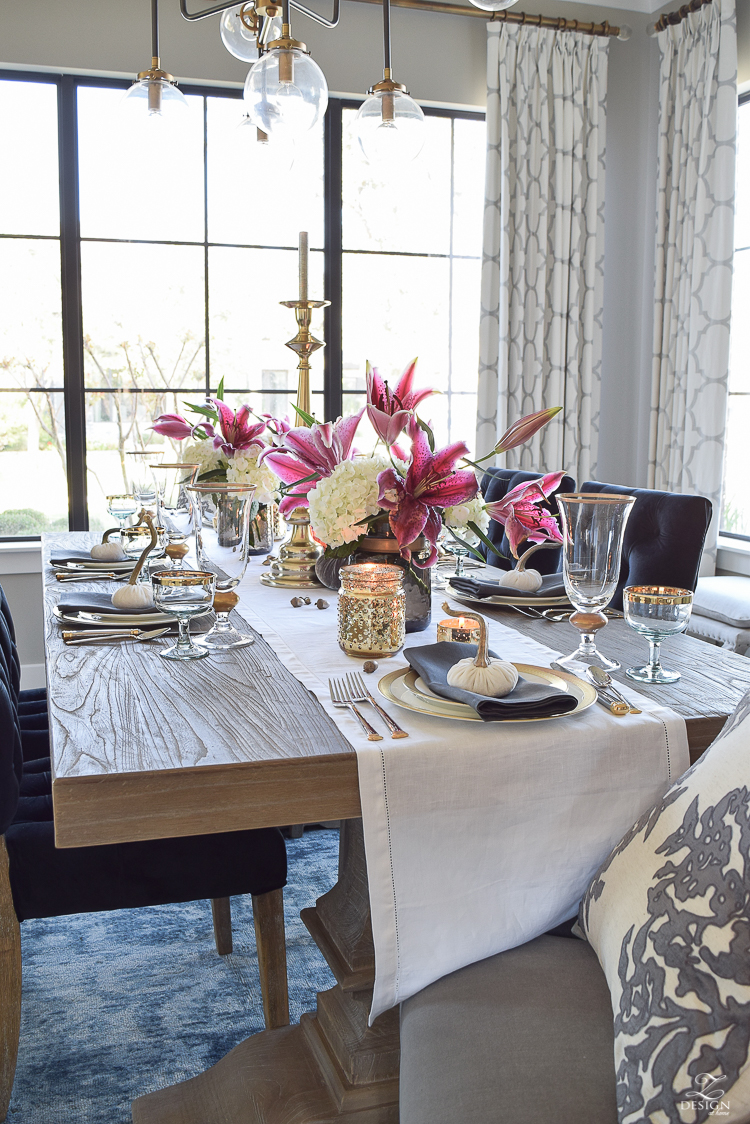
(416, 416, 435, 452)
(292, 404, 317, 426)
(216, 377, 225, 402)
(196, 468, 228, 483)
(442, 523, 486, 563)
(467, 520, 509, 560)
(280, 469, 321, 490)
(184, 402, 217, 419)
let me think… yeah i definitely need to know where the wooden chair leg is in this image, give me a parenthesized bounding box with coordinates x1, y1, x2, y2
(251, 888, 289, 1030)
(211, 897, 233, 956)
(0, 838, 21, 1123)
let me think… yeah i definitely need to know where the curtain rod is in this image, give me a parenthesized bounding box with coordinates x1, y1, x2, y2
(346, 0, 622, 37)
(654, 0, 712, 31)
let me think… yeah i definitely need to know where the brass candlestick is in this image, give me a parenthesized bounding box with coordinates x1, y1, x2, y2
(261, 232, 329, 589)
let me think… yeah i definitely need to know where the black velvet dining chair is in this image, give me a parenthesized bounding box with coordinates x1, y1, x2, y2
(479, 468, 576, 575)
(0, 586, 289, 1123)
(581, 480, 713, 611)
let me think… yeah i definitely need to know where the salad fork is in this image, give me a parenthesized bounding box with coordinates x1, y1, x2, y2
(329, 677, 382, 741)
(345, 672, 408, 739)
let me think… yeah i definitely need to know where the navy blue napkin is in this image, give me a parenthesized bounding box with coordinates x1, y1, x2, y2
(448, 572, 566, 599)
(404, 642, 577, 721)
(56, 592, 161, 616)
(50, 549, 131, 566)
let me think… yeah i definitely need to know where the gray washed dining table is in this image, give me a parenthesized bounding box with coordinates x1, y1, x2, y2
(41, 533, 750, 1124)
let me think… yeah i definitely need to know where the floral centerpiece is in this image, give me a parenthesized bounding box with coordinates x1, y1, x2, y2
(152, 379, 280, 553)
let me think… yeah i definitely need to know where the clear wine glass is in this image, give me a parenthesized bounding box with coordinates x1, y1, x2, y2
(121, 524, 165, 582)
(152, 570, 216, 661)
(107, 494, 139, 531)
(187, 482, 257, 650)
(623, 586, 693, 683)
(151, 463, 200, 567)
(125, 449, 163, 515)
(555, 493, 635, 672)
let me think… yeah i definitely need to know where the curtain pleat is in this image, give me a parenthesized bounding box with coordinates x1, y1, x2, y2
(648, 0, 736, 572)
(477, 23, 608, 482)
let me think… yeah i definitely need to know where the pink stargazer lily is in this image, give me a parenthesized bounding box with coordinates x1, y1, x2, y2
(494, 407, 562, 455)
(261, 411, 364, 515)
(150, 413, 202, 442)
(484, 472, 565, 558)
(377, 417, 478, 566)
(366, 359, 434, 446)
(209, 400, 266, 458)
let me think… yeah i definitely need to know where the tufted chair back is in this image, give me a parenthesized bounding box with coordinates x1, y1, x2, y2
(479, 468, 576, 575)
(580, 481, 712, 611)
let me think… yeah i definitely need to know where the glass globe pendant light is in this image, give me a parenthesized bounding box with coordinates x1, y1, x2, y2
(468, 0, 518, 11)
(356, 0, 425, 165)
(220, 2, 283, 62)
(243, 0, 328, 138)
(122, 0, 189, 127)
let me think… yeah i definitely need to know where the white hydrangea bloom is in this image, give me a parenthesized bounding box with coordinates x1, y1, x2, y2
(443, 493, 489, 544)
(182, 439, 223, 476)
(308, 456, 389, 548)
(226, 447, 280, 505)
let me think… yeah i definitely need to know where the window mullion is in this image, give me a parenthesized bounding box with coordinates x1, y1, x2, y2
(324, 99, 343, 422)
(58, 74, 88, 530)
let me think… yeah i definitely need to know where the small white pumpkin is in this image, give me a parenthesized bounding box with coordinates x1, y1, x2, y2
(447, 656, 518, 698)
(90, 541, 128, 562)
(111, 512, 157, 610)
(497, 566, 542, 593)
(442, 601, 519, 698)
(111, 582, 155, 610)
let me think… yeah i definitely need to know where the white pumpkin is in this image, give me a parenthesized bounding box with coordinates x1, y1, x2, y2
(447, 656, 518, 698)
(90, 541, 128, 562)
(497, 567, 542, 593)
(111, 583, 155, 610)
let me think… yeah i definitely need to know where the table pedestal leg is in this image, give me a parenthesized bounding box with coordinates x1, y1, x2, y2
(132, 821, 400, 1124)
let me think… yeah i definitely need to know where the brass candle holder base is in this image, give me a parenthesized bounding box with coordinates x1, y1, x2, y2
(260, 506, 323, 589)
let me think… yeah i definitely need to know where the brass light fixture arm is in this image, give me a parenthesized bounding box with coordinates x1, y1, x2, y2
(179, 0, 339, 28)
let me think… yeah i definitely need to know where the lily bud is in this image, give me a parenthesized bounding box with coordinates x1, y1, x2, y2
(494, 407, 562, 455)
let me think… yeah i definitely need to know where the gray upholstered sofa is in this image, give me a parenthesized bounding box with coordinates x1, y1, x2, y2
(399, 933, 617, 1124)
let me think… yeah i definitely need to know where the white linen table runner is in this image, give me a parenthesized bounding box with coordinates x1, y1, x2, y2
(235, 566, 689, 1021)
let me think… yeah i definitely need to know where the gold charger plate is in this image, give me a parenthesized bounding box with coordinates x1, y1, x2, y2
(378, 664, 596, 723)
(445, 581, 570, 609)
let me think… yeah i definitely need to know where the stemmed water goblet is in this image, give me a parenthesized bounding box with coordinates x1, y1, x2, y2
(151, 463, 200, 567)
(187, 482, 257, 650)
(107, 494, 139, 532)
(622, 586, 694, 683)
(152, 570, 216, 661)
(125, 449, 163, 515)
(555, 493, 635, 672)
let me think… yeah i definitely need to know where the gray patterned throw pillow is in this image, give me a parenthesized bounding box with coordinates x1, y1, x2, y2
(579, 691, 750, 1124)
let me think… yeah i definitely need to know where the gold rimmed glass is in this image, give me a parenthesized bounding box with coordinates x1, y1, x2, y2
(152, 570, 216, 661)
(623, 585, 693, 684)
(121, 523, 166, 582)
(187, 482, 257, 650)
(151, 463, 200, 565)
(106, 493, 139, 531)
(125, 449, 164, 514)
(555, 493, 635, 672)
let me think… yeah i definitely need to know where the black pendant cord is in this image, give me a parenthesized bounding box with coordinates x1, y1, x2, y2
(152, 0, 160, 61)
(382, 0, 391, 72)
(282, 0, 291, 28)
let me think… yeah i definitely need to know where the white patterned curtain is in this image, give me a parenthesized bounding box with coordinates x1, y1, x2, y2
(476, 23, 608, 482)
(649, 0, 736, 572)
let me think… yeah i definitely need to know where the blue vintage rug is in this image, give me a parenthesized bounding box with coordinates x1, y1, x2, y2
(7, 827, 340, 1124)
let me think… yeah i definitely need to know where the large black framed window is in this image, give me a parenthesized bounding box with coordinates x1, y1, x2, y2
(0, 70, 485, 539)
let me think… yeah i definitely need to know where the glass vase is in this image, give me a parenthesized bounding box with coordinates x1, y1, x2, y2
(248, 502, 274, 556)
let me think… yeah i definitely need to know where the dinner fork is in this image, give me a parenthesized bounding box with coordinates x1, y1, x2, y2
(329, 677, 383, 741)
(345, 672, 408, 739)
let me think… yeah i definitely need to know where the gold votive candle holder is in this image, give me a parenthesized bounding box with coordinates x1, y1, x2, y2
(437, 616, 482, 644)
(338, 563, 405, 658)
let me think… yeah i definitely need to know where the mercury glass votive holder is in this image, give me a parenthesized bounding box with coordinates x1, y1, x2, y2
(338, 563, 405, 658)
(437, 617, 482, 644)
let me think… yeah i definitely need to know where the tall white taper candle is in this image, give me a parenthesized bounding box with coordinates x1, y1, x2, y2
(298, 231, 308, 302)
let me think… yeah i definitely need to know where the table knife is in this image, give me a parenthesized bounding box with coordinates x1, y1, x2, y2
(63, 627, 170, 645)
(549, 661, 628, 717)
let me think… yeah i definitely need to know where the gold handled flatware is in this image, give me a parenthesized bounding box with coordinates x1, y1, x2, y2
(329, 677, 383, 741)
(344, 671, 408, 739)
(63, 627, 170, 645)
(550, 661, 628, 717)
(587, 665, 642, 714)
(55, 571, 118, 582)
